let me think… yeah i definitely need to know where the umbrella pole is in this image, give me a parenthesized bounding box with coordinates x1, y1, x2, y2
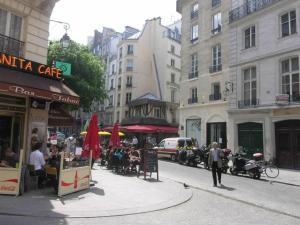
(89, 150, 95, 187)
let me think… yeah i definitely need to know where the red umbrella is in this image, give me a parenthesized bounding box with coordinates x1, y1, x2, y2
(81, 113, 100, 160)
(109, 123, 121, 147)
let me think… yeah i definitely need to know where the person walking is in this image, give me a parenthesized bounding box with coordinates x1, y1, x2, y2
(208, 142, 224, 187)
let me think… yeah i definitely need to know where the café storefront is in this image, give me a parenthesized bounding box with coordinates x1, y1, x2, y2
(0, 52, 82, 195)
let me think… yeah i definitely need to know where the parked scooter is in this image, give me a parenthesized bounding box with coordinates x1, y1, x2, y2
(178, 148, 198, 167)
(228, 152, 262, 179)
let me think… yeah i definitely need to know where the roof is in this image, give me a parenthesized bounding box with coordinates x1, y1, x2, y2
(134, 92, 160, 101)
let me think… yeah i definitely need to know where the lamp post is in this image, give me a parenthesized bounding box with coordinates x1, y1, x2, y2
(50, 19, 71, 48)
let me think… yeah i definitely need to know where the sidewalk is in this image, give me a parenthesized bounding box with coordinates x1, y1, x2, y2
(0, 165, 192, 218)
(265, 168, 300, 186)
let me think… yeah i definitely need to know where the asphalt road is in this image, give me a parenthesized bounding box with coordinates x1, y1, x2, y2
(1, 160, 300, 225)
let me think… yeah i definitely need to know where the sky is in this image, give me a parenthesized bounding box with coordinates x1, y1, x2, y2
(49, 0, 181, 45)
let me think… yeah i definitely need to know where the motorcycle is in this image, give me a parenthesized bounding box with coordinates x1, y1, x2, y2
(228, 152, 262, 179)
(198, 145, 210, 169)
(178, 148, 198, 167)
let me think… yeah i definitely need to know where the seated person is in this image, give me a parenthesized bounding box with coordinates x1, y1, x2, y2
(0, 147, 19, 168)
(48, 144, 60, 168)
(130, 148, 141, 168)
(29, 142, 46, 188)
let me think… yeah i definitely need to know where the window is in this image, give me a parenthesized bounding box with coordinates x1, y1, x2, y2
(125, 111, 129, 118)
(191, 24, 199, 43)
(118, 61, 122, 74)
(244, 26, 256, 49)
(188, 88, 198, 104)
(171, 73, 175, 83)
(126, 93, 132, 104)
(191, 3, 199, 19)
(110, 79, 114, 90)
(171, 45, 175, 54)
(212, 12, 222, 34)
(210, 83, 221, 101)
(281, 57, 300, 101)
(109, 95, 113, 106)
(117, 94, 121, 106)
(154, 108, 160, 118)
(118, 77, 121, 89)
(126, 76, 132, 87)
(281, 10, 297, 37)
(116, 111, 120, 122)
(212, 0, 221, 7)
(127, 44, 133, 54)
(210, 44, 222, 73)
(242, 67, 257, 106)
(189, 53, 198, 79)
(111, 64, 115, 75)
(171, 89, 176, 103)
(119, 47, 123, 58)
(171, 58, 175, 67)
(126, 59, 133, 71)
(0, 9, 23, 56)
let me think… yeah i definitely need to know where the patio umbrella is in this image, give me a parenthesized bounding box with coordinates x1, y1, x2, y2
(81, 113, 100, 160)
(98, 131, 111, 136)
(109, 123, 121, 147)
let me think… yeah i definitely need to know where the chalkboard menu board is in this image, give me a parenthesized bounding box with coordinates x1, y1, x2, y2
(143, 149, 159, 180)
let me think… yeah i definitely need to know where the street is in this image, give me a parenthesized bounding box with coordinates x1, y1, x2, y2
(1, 160, 299, 225)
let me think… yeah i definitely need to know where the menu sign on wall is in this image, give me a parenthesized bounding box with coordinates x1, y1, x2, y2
(0, 52, 63, 81)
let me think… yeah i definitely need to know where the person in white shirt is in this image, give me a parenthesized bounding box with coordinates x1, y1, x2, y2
(208, 142, 224, 187)
(29, 142, 46, 188)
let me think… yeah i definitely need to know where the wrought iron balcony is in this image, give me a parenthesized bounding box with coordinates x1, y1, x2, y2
(126, 67, 133, 72)
(209, 93, 222, 101)
(188, 71, 198, 79)
(0, 34, 24, 57)
(191, 10, 199, 20)
(191, 37, 198, 44)
(229, 0, 282, 23)
(291, 94, 300, 102)
(238, 98, 259, 108)
(209, 64, 222, 73)
(211, 25, 222, 35)
(126, 83, 132, 88)
(212, 0, 221, 7)
(188, 97, 198, 104)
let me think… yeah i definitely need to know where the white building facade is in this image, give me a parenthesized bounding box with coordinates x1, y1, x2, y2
(228, 0, 300, 169)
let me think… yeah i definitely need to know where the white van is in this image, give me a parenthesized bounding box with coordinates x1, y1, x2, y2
(154, 137, 195, 161)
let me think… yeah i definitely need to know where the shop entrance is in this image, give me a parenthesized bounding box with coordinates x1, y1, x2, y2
(206, 122, 227, 148)
(275, 120, 300, 169)
(238, 122, 263, 158)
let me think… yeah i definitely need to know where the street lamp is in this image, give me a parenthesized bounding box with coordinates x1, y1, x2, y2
(50, 19, 71, 48)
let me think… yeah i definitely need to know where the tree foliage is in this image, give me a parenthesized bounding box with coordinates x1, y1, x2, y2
(47, 41, 106, 111)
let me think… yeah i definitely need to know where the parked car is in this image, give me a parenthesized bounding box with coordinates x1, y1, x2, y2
(154, 137, 196, 161)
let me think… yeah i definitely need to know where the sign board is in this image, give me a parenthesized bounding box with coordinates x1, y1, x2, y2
(55, 61, 71, 76)
(0, 149, 24, 196)
(58, 152, 91, 197)
(143, 149, 159, 180)
(0, 52, 63, 81)
(275, 94, 290, 105)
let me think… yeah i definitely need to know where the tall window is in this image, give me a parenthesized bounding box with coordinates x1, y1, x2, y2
(111, 64, 115, 74)
(116, 111, 120, 122)
(117, 94, 121, 106)
(110, 79, 114, 89)
(154, 108, 161, 118)
(109, 95, 113, 106)
(189, 87, 198, 104)
(210, 83, 221, 101)
(243, 67, 257, 106)
(0, 9, 23, 56)
(126, 76, 132, 87)
(171, 45, 175, 54)
(171, 89, 176, 103)
(119, 47, 123, 58)
(126, 59, 133, 71)
(171, 58, 175, 67)
(191, 24, 199, 43)
(281, 57, 300, 101)
(189, 53, 198, 79)
(118, 61, 122, 74)
(211, 44, 221, 73)
(127, 44, 133, 54)
(212, 0, 221, 7)
(171, 73, 175, 83)
(281, 10, 296, 37)
(244, 26, 256, 49)
(118, 77, 121, 89)
(191, 3, 199, 19)
(126, 93, 132, 104)
(212, 12, 222, 34)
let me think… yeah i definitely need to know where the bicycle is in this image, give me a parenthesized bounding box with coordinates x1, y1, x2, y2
(258, 160, 279, 178)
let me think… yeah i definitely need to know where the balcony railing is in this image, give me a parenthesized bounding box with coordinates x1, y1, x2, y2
(126, 83, 132, 88)
(211, 25, 222, 35)
(0, 34, 25, 57)
(127, 51, 133, 55)
(188, 97, 198, 104)
(229, 0, 282, 23)
(191, 10, 199, 19)
(209, 93, 222, 101)
(212, 0, 221, 7)
(191, 37, 198, 44)
(126, 67, 133, 72)
(291, 94, 300, 102)
(209, 64, 222, 73)
(189, 71, 198, 79)
(238, 98, 259, 108)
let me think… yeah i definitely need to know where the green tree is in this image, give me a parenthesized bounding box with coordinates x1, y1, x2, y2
(47, 41, 106, 111)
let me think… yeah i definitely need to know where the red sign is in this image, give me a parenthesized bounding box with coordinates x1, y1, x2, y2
(0, 52, 63, 81)
(0, 83, 80, 105)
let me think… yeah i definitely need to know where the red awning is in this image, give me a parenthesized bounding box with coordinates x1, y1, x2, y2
(123, 125, 178, 133)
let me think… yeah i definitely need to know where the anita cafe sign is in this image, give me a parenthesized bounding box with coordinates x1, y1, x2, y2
(0, 52, 63, 81)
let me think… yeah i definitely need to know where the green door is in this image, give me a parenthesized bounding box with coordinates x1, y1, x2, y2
(238, 122, 263, 158)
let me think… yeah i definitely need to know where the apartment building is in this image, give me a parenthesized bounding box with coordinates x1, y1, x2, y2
(177, 0, 231, 148)
(228, 0, 300, 169)
(115, 18, 181, 129)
